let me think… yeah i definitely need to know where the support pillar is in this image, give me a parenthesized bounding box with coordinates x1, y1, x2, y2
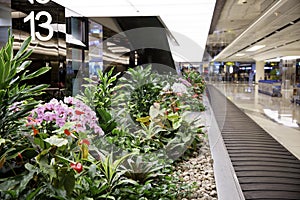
(255, 61, 265, 83)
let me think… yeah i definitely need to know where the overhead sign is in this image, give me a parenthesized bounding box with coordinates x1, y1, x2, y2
(226, 62, 234, 66)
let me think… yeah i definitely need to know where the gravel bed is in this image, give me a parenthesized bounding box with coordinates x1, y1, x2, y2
(173, 133, 218, 200)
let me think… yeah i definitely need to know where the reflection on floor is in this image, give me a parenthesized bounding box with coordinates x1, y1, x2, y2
(212, 83, 300, 159)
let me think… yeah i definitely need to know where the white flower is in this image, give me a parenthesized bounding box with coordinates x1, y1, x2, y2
(162, 83, 170, 91)
(171, 82, 188, 94)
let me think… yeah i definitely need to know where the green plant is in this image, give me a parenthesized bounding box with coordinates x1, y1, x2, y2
(70, 152, 138, 200)
(129, 82, 161, 119)
(97, 152, 137, 194)
(0, 33, 50, 136)
(183, 70, 206, 95)
(122, 155, 166, 184)
(112, 65, 162, 125)
(270, 69, 279, 80)
(77, 67, 119, 134)
(0, 33, 50, 178)
(114, 165, 194, 200)
(0, 95, 107, 199)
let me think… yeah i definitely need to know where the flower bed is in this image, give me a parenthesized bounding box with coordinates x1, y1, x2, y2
(0, 35, 216, 199)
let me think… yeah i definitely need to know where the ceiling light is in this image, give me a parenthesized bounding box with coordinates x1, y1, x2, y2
(265, 57, 280, 62)
(274, 11, 280, 16)
(235, 53, 245, 56)
(246, 45, 265, 52)
(281, 56, 300, 60)
(237, 0, 247, 5)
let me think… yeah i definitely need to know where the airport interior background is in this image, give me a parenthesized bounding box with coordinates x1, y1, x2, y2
(0, 0, 300, 199)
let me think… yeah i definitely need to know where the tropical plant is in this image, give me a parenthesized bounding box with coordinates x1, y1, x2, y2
(0, 33, 50, 178)
(111, 65, 162, 125)
(183, 70, 206, 95)
(106, 66, 205, 155)
(69, 152, 138, 200)
(0, 33, 50, 136)
(114, 165, 192, 200)
(97, 153, 137, 193)
(0, 96, 105, 199)
(122, 155, 166, 184)
(77, 67, 119, 134)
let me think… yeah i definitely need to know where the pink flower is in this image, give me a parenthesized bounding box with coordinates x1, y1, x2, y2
(28, 97, 104, 135)
(178, 77, 192, 87)
(64, 97, 74, 104)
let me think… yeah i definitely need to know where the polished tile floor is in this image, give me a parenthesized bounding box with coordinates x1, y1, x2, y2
(212, 83, 300, 159)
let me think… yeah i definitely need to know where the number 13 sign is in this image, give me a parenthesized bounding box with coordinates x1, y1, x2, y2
(24, 0, 53, 41)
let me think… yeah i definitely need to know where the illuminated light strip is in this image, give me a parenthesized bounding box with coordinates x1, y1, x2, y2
(245, 45, 266, 52)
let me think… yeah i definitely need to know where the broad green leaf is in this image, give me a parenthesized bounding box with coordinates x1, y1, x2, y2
(22, 84, 49, 94)
(18, 170, 36, 195)
(63, 172, 75, 195)
(3, 48, 9, 61)
(167, 113, 180, 122)
(118, 179, 138, 186)
(173, 119, 182, 130)
(44, 135, 68, 147)
(5, 34, 13, 60)
(0, 61, 10, 86)
(17, 60, 32, 73)
(53, 122, 76, 135)
(0, 138, 5, 145)
(38, 156, 56, 180)
(88, 164, 97, 178)
(22, 66, 51, 80)
(182, 134, 192, 143)
(8, 76, 20, 89)
(97, 108, 112, 122)
(18, 49, 33, 61)
(25, 186, 42, 200)
(25, 163, 39, 172)
(0, 58, 5, 83)
(136, 116, 150, 123)
(14, 36, 32, 60)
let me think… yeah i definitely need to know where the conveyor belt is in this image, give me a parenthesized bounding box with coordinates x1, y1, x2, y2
(206, 85, 300, 200)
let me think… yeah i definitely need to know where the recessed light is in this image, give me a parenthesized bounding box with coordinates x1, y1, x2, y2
(274, 11, 280, 16)
(237, 0, 247, 5)
(246, 45, 266, 52)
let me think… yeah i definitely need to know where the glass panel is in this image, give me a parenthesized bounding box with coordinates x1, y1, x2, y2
(0, 4, 11, 48)
(88, 20, 103, 80)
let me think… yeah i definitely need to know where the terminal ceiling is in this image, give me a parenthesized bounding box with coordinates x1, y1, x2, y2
(207, 0, 300, 63)
(52, 0, 216, 62)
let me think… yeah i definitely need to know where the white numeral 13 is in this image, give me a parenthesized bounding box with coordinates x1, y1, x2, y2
(24, 11, 54, 41)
